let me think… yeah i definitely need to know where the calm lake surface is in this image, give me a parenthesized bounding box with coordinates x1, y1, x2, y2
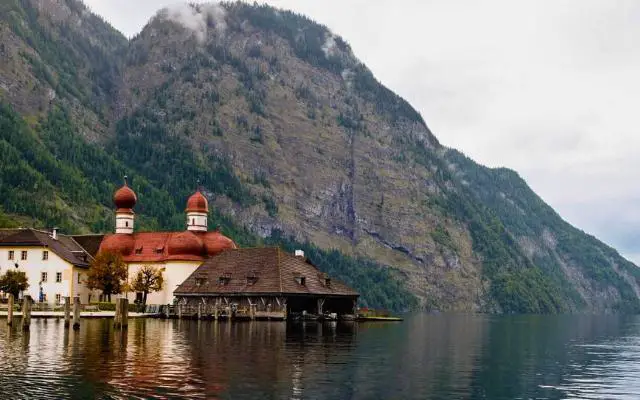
(0, 314, 639, 399)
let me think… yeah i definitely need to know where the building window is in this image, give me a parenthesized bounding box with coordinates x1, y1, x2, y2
(42, 250, 49, 260)
(8, 250, 14, 260)
(295, 276, 306, 286)
(55, 294, 61, 304)
(41, 272, 48, 282)
(21, 251, 27, 260)
(125, 221, 129, 227)
(77, 273, 82, 284)
(191, 218, 195, 225)
(56, 272, 62, 283)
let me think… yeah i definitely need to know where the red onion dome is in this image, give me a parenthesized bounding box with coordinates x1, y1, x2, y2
(113, 183, 137, 211)
(168, 231, 204, 256)
(100, 234, 135, 256)
(186, 191, 208, 213)
(201, 231, 237, 256)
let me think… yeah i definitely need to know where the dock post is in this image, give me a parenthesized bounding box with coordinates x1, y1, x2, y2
(72, 296, 80, 330)
(21, 295, 32, 331)
(317, 298, 325, 316)
(197, 303, 202, 320)
(7, 294, 14, 326)
(63, 297, 71, 328)
(178, 304, 182, 320)
(114, 298, 121, 328)
(120, 298, 128, 329)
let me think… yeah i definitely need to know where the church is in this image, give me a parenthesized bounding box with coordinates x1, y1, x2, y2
(97, 179, 238, 305)
(0, 179, 359, 317)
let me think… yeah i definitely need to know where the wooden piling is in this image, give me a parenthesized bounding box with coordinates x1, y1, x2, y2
(21, 295, 32, 331)
(214, 304, 218, 321)
(317, 298, 325, 316)
(178, 303, 182, 320)
(7, 294, 14, 326)
(197, 303, 203, 320)
(114, 297, 121, 328)
(120, 298, 128, 329)
(72, 296, 80, 330)
(63, 297, 71, 328)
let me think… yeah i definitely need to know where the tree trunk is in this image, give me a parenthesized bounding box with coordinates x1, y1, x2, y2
(107, 293, 111, 303)
(143, 291, 148, 306)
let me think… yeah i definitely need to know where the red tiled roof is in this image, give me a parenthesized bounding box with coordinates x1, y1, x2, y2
(174, 248, 359, 298)
(98, 231, 237, 262)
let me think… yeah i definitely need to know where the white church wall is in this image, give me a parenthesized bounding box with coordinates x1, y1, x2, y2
(126, 261, 201, 306)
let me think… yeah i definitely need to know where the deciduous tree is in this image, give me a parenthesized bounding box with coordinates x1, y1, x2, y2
(87, 251, 127, 302)
(0, 270, 29, 299)
(131, 265, 165, 307)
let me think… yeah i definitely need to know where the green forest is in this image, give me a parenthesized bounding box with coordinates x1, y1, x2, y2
(1, 0, 639, 314)
(0, 102, 415, 311)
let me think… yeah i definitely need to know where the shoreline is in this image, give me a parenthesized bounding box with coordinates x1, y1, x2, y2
(0, 311, 153, 319)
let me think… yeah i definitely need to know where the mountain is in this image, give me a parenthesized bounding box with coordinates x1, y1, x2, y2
(1, 0, 639, 313)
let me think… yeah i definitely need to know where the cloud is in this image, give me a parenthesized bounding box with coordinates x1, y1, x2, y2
(156, 2, 226, 43)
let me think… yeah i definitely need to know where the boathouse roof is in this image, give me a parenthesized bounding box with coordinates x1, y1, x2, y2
(174, 247, 359, 298)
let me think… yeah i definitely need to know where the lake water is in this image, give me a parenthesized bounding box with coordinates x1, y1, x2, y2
(0, 314, 639, 399)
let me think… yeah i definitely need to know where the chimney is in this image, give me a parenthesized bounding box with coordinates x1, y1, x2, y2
(51, 227, 58, 240)
(294, 250, 304, 258)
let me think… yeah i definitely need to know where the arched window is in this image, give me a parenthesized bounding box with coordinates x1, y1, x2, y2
(191, 218, 195, 225)
(125, 221, 129, 227)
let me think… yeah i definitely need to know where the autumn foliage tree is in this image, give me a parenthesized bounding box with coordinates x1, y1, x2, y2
(87, 251, 127, 302)
(0, 270, 29, 299)
(131, 265, 165, 307)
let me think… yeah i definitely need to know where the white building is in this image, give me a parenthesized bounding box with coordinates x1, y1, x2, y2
(97, 180, 237, 305)
(0, 228, 96, 304)
(0, 180, 238, 306)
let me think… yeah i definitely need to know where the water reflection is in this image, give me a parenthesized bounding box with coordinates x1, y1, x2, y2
(0, 315, 639, 399)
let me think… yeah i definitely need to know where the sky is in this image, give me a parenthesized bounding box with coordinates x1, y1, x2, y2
(83, 0, 640, 263)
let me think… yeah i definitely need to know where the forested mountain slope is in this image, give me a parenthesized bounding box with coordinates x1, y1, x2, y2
(0, 0, 638, 313)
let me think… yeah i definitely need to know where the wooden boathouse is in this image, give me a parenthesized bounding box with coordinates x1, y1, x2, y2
(173, 247, 359, 320)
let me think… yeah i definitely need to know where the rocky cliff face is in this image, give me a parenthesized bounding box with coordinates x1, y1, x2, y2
(1, 0, 639, 312)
